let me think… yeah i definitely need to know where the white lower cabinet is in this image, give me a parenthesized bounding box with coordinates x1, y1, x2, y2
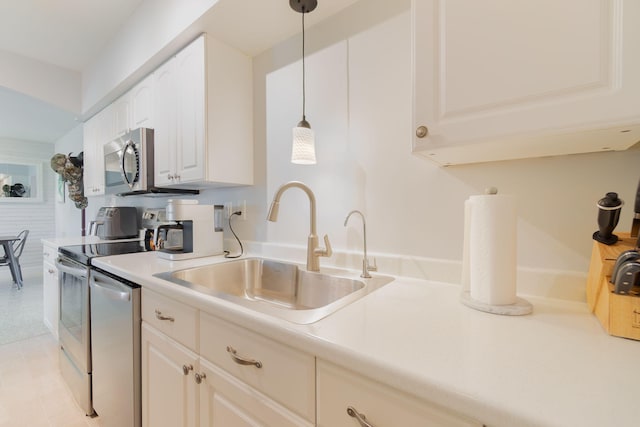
(317, 360, 483, 427)
(142, 323, 198, 427)
(141, 289, 313, 427)
(198, 358, 312, 427)
(42, 242, 59, 338)
(141, 289, 483, 427)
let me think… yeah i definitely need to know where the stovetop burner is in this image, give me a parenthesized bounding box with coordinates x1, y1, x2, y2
(59, 240, 146, 266)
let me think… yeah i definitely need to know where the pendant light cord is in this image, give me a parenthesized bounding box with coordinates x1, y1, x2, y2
(302, 9, 306, 120)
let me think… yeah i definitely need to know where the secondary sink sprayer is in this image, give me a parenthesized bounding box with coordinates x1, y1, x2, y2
(267, 181, 332, 272)
(344, 210, 377, 278)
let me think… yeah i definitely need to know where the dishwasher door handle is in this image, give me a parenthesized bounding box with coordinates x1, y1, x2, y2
(90, 274, 131, 301)
(55, 257, 88, 279)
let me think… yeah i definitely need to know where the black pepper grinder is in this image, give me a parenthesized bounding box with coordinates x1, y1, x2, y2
(593, 192, 624, 245)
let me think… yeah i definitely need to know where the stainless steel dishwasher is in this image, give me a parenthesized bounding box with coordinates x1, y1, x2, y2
(90, 268, 141, 427)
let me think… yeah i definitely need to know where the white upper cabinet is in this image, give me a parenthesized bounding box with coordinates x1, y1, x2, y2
(153, 59, 178, 186)
(153, 34, 253, 188)
(131, 74, 155, 129)
(83, 107, 110, 196)
(111, 94, 130, 139)
(175, 35, 207, 184)
(412, 0, 640, 165)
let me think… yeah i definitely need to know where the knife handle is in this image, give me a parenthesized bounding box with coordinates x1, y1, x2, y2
(636, 178, 640, 213)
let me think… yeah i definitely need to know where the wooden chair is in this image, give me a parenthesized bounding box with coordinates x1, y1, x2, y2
(0, 230, 29, 288)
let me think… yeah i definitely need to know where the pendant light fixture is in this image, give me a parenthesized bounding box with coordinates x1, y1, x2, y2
(290, 0, 317, 165)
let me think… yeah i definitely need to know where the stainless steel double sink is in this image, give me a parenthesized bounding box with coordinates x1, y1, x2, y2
(153, 258, 394, 324)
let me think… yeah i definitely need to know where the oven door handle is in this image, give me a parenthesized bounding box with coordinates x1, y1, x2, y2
(90, 274, 131, 301)
(55, 257, 88, 279)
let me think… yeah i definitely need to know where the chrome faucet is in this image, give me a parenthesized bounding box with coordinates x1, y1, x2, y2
(267, 181, 332, 272)
(344, 210, 377, 278)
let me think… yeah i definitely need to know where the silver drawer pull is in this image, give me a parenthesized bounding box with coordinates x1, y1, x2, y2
(182, 364, 193, 376)
(194, 372, 206, 384)
(347, 406, 375, 427)
(155, 309, 175, 322)
(226, 346, 262, 368)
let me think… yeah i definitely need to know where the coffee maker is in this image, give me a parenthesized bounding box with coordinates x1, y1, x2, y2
(141, 208, 174, 250)
(157, 200, 223, 260)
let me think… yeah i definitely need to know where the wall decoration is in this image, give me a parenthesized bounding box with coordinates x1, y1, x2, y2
(50, 152, 87, 209)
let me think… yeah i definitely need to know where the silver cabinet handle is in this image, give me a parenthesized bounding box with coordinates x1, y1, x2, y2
(347, 406, 375, 427)
(194, 372, 206, 384)
(182, 364, 193, 376)
(47, 269, 55, 274)
(155, 309, 175, 322)
(226, 346, 262, 368)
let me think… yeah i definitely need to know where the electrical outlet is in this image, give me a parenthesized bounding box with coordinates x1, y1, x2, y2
(238, 200, 246, 221)
(224, 202, 233, 219)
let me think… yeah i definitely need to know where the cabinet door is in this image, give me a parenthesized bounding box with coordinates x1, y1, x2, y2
(111, 95, 131, 139)
(153, 58, 178, 186)
(175, 35, 206, 184)
(198, 358, 313, 427)
(42, 260, 58, 339)
(317, 360, 482, 427)
(131, 74, 155, 129)
(412, 0, 640, 165)
(142, 322, 198, 427)
(82, 113, 105, 196)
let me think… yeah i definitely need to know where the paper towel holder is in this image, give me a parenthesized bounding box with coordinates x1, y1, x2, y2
(460, 186, 533, 315)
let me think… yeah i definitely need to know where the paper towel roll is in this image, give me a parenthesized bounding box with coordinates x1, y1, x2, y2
(464, 193, 517, 305)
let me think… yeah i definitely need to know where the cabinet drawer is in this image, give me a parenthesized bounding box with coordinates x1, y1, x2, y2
(142, 289, 198, 351)
(199, 358, 313, 427)
(317, 360, 483, 427)
(199, 312, 315, 422)
(43, 244, 58, 264)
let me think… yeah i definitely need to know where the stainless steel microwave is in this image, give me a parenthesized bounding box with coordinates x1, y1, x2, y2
(103, 128, 154, 195)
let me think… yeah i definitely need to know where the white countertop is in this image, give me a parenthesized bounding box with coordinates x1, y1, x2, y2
(92, 251, 640, 427)
(42, 236, 142, 247)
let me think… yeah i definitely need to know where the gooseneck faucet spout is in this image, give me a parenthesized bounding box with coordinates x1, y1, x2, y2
(344, 210, 377, 278)
(267, 181, 332, 272)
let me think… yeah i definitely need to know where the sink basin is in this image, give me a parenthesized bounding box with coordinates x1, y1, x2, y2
(153, 257, 394, 324)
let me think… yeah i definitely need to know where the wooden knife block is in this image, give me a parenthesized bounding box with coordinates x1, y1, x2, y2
(586, 232, 640, 340)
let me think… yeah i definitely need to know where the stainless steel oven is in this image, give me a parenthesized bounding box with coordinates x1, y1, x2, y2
(56, 255, 94, 416)
(57, 240, 147, 420)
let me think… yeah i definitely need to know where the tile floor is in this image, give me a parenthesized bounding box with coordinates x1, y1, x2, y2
(0, 272, 101, 427)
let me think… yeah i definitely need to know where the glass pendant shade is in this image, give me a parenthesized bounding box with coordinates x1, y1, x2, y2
(291, 120, 316, 164)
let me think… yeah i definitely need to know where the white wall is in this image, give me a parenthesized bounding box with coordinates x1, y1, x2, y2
(0, 139, 55, 269)
(0, 50, 81, 114)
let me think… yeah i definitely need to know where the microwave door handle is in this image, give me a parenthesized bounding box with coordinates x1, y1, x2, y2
(121, 139, 140, 190)
(90, 275, 131, 301)
(55, 258, 88, 279)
